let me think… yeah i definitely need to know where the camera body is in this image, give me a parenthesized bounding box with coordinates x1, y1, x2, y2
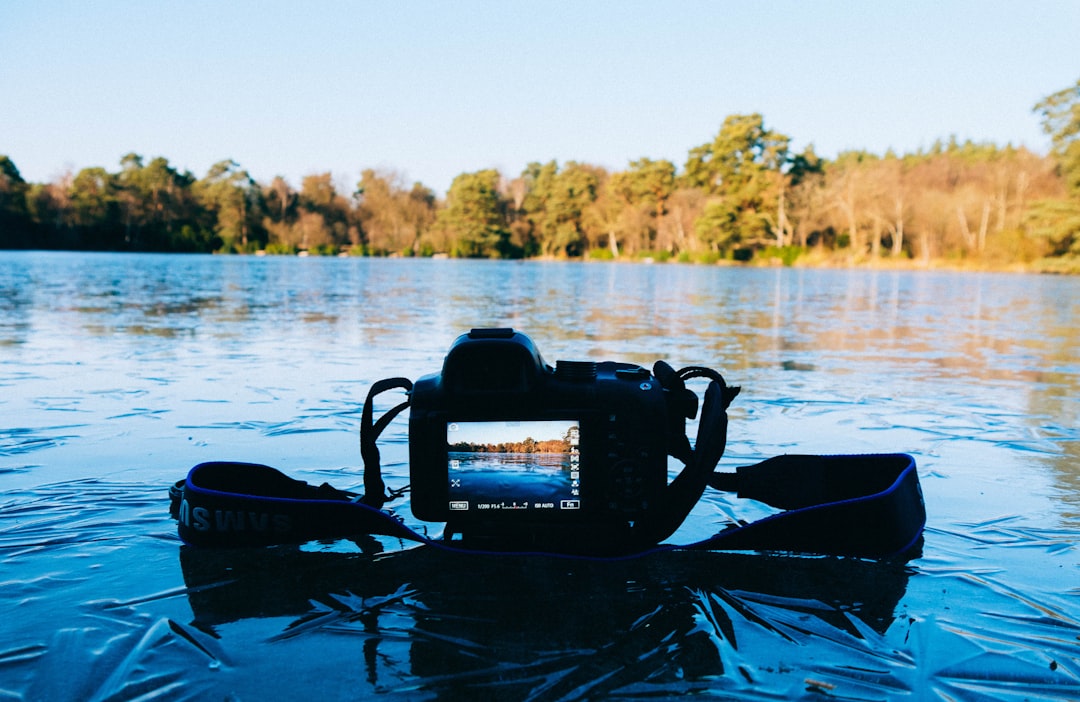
(409, 329, 678, 544)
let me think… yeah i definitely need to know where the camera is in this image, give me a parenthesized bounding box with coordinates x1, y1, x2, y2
(409, 328, 694, 548)
(170, 327, 924, 559)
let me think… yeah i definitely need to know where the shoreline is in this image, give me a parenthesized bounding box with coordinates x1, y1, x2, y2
(4, 247, 1076, 274)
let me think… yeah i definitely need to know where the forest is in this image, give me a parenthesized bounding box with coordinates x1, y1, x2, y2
(2, 78, 1078, 271)
(449, 438, 572, 455)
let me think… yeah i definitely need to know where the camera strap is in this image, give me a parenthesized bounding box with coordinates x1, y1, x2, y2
(700, 453, 924, 557)
(168, 374, 925, 560)
(629, 364, 739, 547)
(168, 454, 922, 558)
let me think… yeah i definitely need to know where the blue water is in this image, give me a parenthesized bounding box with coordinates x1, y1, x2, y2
(1, 251, 1078, 699)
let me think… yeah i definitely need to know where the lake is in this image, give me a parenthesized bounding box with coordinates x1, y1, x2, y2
(2, 251, 1078, 699)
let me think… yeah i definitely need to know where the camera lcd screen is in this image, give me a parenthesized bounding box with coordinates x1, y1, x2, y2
(446, 420, 581, 514)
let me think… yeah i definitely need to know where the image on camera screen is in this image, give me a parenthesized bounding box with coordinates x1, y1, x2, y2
(446, 420, 581, 513)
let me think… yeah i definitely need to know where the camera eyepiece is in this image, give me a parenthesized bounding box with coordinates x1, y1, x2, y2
(440, 328, 547, 395)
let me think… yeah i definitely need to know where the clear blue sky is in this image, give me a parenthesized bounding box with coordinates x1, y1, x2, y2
(2, 1, 1078, 196)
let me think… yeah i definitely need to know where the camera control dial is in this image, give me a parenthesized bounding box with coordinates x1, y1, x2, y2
(554, 360, 597, 381)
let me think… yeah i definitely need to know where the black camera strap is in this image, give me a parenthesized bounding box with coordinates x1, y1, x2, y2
(359, 376, 413, 509)
(700, 453, 924, 557)
(168, 374, 925, 560)
(629, 363, 740, 547)
(169, 461, 420, 547)
(168, 454, 923, 559)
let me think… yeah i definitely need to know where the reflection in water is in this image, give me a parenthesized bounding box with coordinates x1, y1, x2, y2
(5, 474, 1075, 700)
(4, 253, 1076, 382)
(176, 544, 912, 696)
(2, 251, 1079, 698)
(2, 252, 1077, 520)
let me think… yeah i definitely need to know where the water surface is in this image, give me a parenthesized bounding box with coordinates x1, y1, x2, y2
(1, 252, 1078, 699)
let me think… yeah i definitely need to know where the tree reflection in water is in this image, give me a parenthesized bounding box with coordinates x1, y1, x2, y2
(178, 543, 914, 697)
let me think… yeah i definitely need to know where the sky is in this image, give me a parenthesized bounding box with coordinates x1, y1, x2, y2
(2, 1, 1078, 196)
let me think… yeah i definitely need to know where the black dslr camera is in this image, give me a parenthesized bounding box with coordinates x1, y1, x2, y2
(171, 328, 925, 558)
(409, 328, 704, 549)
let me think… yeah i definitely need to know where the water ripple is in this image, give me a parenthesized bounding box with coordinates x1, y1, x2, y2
(3, 254, 1080, 699)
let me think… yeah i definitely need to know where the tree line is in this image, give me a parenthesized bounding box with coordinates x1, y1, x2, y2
(2, 78, 1078, 268)
(449, 438, 572, 455)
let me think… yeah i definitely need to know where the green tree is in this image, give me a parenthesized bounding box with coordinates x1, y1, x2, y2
(693, 197, 741, 253)
(69, 167, 120, 249)
(519, 160, 558, 215)
(607, 158, 676, 255)
(194, 159, 264, 252)
(614, 158, 676, 221)
(657, 186, 706, 256)
(0, 156, 32, 248)
(1029, 78, 1080, 256)
(685, 114, 791, 253)
(581, 171, 629, 258)
(519, 160, 600, 256)
(547, 162, 601, 256)
(1026, 198, 1080, 256)
(1034, 77, 1080, 193)
(518, 160, 558, 254)
(115, 154, 203, 250)
(684, 113, 790, 193)
(437, 169, 510, 258)
(143, 157, 200, 250)
(605, 159, 678, 256)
